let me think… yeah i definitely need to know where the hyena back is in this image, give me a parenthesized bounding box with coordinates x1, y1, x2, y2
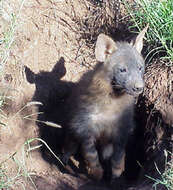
(63, 26, 148, 180)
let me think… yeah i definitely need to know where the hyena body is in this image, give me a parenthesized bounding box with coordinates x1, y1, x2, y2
(63, 27, 148, 180)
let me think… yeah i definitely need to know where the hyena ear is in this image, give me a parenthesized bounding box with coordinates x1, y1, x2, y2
(25, 66, 36, 84)
(130, 24, 149, 53)
(95, 34, 117, 62)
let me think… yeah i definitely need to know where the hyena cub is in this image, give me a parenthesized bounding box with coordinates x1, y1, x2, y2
(63, 26, 148, 180)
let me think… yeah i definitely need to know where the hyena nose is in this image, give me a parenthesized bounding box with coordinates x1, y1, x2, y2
(133, 82, 144, 93)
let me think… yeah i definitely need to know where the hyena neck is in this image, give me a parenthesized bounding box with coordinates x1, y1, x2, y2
(89, 64, 125, 96)
(89, 65, 113, 96)
(86, 63, 135, 106)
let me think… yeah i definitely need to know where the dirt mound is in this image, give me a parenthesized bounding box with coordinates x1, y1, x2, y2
(144, 61, 173, 125)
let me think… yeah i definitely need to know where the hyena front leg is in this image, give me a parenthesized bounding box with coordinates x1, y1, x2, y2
(111, 143, 125, 179)
(81, 137, 103, 180)
(62, 137, 79, 164)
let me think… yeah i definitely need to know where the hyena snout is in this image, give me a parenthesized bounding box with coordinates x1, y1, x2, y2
(132, 80, 144, 94)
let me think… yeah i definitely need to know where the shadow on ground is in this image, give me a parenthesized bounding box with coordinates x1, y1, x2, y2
(25, 57, 75, 168)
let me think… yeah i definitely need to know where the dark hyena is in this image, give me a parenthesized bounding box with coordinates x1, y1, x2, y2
(63, 26, 148, 180)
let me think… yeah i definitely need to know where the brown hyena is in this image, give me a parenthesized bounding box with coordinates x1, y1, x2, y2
(62, 26, 148, 181)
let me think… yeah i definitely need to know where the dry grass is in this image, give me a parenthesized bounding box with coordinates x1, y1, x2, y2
(0, 140, 37, 190)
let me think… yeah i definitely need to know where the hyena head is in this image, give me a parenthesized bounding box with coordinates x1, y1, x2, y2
(95, 26, 148, 96)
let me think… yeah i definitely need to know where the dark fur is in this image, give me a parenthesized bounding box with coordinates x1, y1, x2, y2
(63, 28, 148, 180)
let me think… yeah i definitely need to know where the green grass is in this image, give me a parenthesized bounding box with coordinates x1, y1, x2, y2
(0, 0, 25, 75)
(0, 167, 10, 189)
(124, 0, 173, 65)
(0, 12, 16, 72)
(0, 99, 63, 189)
(146, 151, 173, 190)
(0, 137, 64, 190)
(0, 142, 37, 190)
(0, 0, 25, 123)
(0, 1, 30, 189)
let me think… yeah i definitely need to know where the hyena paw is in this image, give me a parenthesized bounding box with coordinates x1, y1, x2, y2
(88, 166, 103, 180)
(112, 154, 125, 180)
(111, 166, 124, 180)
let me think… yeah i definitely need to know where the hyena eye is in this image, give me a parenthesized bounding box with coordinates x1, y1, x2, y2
(139, 66, 143, 71)
(120, 68, 127, 73)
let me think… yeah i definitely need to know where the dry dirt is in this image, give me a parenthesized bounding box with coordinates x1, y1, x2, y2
(0, 0, 172, 190)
